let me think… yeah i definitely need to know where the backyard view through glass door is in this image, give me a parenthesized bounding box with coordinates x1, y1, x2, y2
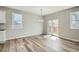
(48, 19, 59, 36)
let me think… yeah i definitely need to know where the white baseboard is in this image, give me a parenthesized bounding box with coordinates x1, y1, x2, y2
(6, 33, 42, 41)
(59, 36, 79, 42)
(0, 41, 6, 44)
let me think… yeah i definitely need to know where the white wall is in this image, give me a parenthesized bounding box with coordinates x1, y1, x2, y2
(43, 7, 79, 42)
(0, 7, 43, 40)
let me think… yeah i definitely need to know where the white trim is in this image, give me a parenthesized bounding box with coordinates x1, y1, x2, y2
(59, 35, 79, 42)
(6, 34, 42, 41)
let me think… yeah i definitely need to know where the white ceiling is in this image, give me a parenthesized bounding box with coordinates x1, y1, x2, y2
(7, 6, 74, 16)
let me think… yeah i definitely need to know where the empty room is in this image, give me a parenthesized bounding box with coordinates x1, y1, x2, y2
(0, 6, 79, 52)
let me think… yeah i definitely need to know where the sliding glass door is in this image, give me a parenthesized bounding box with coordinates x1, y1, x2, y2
(48, 19, 59, 36)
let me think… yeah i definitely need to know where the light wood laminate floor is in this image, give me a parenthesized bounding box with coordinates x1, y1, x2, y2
(0, 35, 79, 52)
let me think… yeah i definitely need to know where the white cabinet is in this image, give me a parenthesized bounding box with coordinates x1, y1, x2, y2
(0, 10, 6, 23)
(0, 31, 6, 43)
(0, 10, 6, 43)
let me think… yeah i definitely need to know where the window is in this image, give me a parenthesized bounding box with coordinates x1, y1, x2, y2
(12, 13, 23, 29)
(70, 11, 79, 29)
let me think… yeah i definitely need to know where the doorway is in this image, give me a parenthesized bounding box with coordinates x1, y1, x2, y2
(48, 19, 59, 36)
